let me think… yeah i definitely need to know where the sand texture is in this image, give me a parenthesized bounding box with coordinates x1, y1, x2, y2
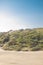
(0, 48, 43, 65)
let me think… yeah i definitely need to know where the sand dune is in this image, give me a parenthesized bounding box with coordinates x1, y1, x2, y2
(0, 48, 43, 65)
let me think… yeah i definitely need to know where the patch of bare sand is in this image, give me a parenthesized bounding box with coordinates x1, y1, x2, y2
(0, 49, 43, 65)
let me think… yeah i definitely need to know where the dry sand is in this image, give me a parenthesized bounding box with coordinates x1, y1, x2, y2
(0, 48, 43, 65)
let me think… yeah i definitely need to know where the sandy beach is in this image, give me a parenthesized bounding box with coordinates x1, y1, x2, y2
(0, 48, 43, 65)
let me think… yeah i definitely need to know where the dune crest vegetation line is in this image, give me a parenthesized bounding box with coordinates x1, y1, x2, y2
(0, 28, 43, 51)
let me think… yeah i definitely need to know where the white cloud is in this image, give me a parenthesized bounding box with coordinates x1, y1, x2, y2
(0, 12, 17, 31)
(0, 12, 34, 32)
(0, 12, 28, 32)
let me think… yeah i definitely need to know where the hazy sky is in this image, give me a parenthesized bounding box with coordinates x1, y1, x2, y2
(0, 0, 43, 32)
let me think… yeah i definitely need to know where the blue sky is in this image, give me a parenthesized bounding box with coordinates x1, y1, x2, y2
(0, 0, 43, 32)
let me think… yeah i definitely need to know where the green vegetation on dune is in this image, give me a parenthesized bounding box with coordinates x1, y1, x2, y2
(0, 28, 43, 51)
